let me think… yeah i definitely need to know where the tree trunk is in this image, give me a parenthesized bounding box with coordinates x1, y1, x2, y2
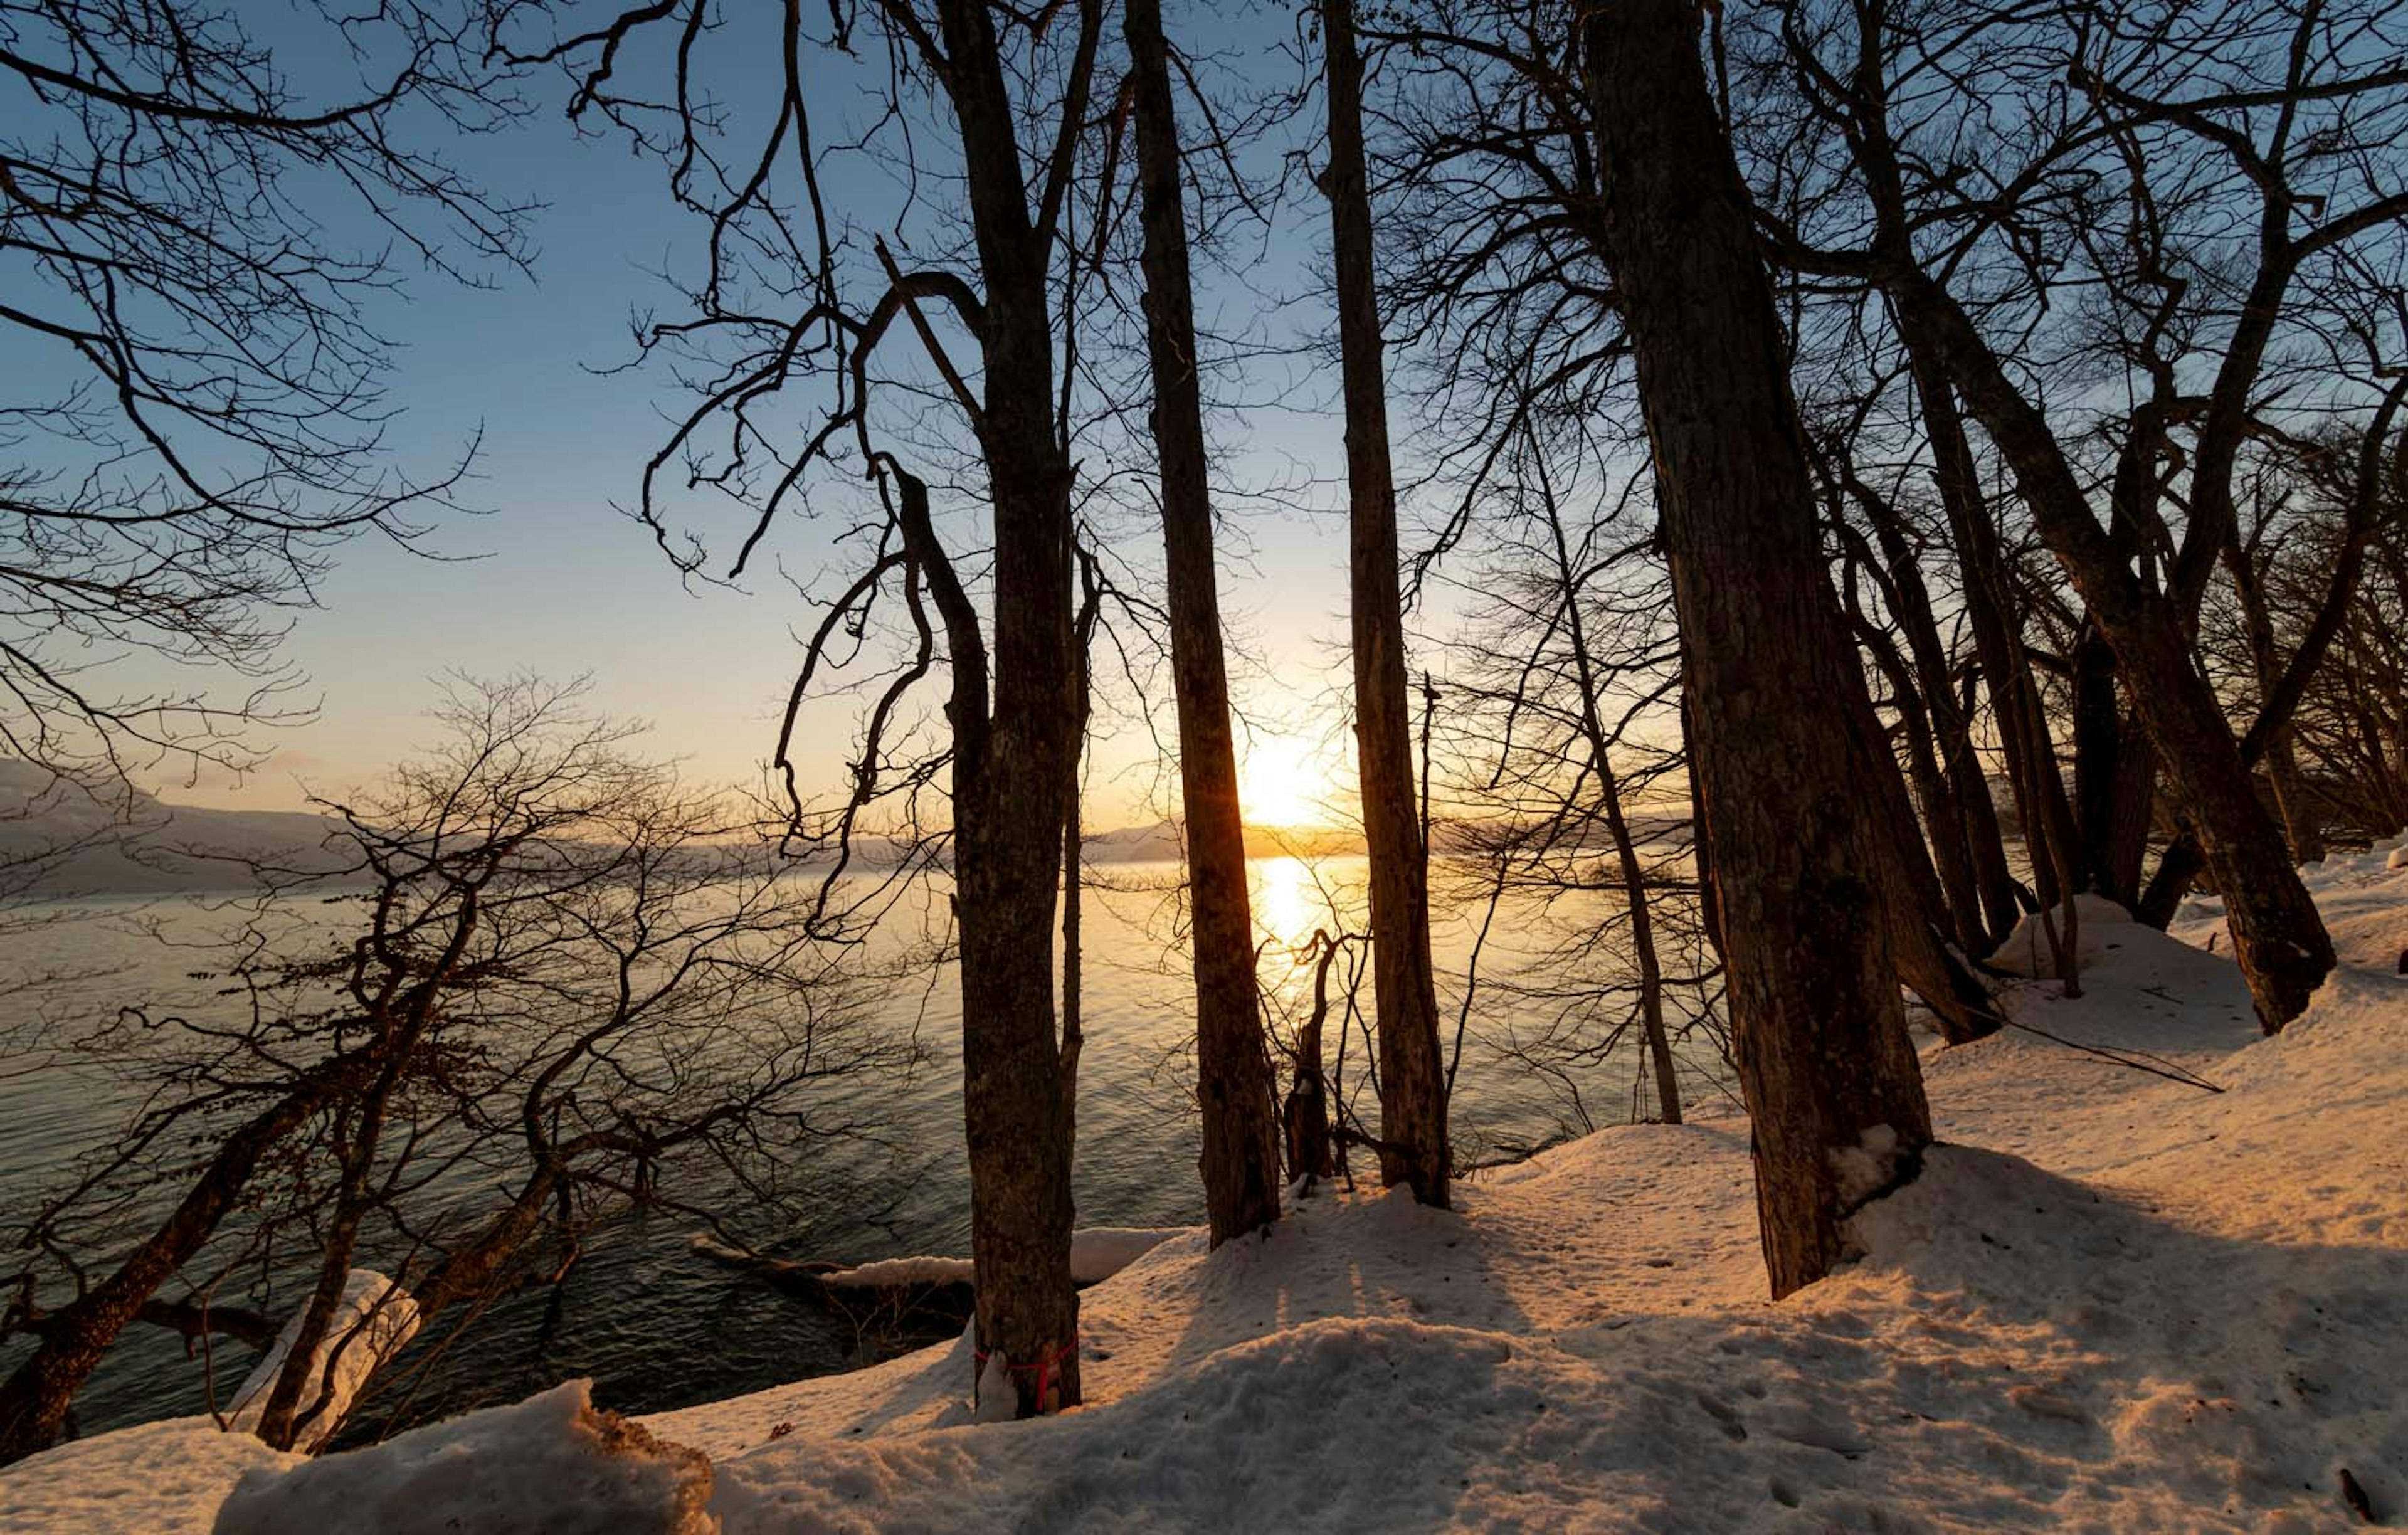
(1899, 329, 2075, 918)
(1126, 0, 1282, 1246)
(1320, 0, 1449, 1207)
(2069, 621, 2157, 904)
(932, 0, 1085, 1415)
(0, 1084, 332, 1464)
(1284, 933, 1342, 1181)
(1587, 0, 1933, 1299)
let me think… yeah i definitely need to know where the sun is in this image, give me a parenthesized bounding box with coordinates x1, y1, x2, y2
(1237, 733, 1329, 830)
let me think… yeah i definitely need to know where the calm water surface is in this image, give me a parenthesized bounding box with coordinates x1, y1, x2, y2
(0, 855, 1715, 1438)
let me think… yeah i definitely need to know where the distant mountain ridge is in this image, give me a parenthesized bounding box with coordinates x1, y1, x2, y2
(0, 765, 1685, 897)
(0, 761, 347, 896)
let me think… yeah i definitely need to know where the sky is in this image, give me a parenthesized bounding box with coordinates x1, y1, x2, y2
(19, 4, 1407, 830)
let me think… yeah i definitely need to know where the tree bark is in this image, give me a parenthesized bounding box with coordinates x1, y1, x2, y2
(930, 0, 1087, 1415)
(1587, 0, 1933, 1299)
(1126, 0, 1282, 1246)
(1321, 0, 1449, 1207)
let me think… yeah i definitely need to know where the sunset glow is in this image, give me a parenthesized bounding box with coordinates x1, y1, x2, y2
(1237, 733, 1338, 830)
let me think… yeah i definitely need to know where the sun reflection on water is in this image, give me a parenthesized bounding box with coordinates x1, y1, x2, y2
(1251, 854, 1317, 951)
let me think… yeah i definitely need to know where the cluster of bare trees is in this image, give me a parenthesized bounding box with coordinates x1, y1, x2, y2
(1361, 0, 2405, 1290)
(6, 0, 2407, 1455)
(1, 677, 911, 1462)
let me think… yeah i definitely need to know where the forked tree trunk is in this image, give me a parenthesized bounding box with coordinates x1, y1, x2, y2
(1320, 0, 1449, 1207)
(1587, 0, 1933, 1297)
(1126, 0, 1282, 1246)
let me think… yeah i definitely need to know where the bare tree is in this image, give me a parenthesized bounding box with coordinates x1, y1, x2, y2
(1586, 0, 1933, 1297)
(0, 0, 534, 796)
(514, 0, 1110, 1415)
(0, 677, 902, 1463)
(1123, 0, 1283, 1245)
(1319, 0, 1452, 1208)
(1742, 0, 2408, 1025)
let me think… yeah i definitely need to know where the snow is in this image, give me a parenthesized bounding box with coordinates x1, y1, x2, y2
(1988, 891, 2148, 978)
(223, 1269, 420, 1452)
(0, 1417, 297, 1534)
(1827, 1122, 1903, 1210)
(815, 1254, 975, 1289)
(211, 1379, 714, 1535)
(10, 847, 2408, 1532)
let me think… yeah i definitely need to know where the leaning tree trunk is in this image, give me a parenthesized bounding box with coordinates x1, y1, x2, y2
(933, 0, 1084, 1415)
(1587, 0, 1933, 1298)
(1320, 0, 1448, 1208)
(1900, 330, 2077, 915)
(0, 1083, 332, 1464)
(1126, 0, 1282, 1246)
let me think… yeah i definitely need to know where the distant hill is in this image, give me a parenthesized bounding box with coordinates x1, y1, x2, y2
(0, 762, 347, 897)
(1085, 820, 1371, 863)
(0, 766, 1497, 899)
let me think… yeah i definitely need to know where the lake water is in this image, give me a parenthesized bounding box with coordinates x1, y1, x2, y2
(0, 855, 1723, 1441)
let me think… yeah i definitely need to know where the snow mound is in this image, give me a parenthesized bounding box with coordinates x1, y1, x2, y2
(213, 1379, 716, 1535)
(224, 1269, 419, 1452)
(1990, 893, 2162, 978)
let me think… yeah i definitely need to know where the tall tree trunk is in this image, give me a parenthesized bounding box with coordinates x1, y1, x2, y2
(2069, 621, 2152, 904)
(1320, 0, 1449, 1207)
(1126, 0, 1282, 1246)
(1587, 0, 1932, 1299)
(929, 0, 1087, 1415)
(1899, 324, 2076, 917)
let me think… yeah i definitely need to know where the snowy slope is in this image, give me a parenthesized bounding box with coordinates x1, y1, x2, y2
(7, 850, 2404, 1532)
(654, 860, 2408, 1532)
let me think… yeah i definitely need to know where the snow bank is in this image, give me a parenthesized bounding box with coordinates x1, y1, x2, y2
(1988, 891, 2151, 978)
(224, 1269, 420, 1452)
(213, 1379, 715, 1535)
(0, 1418, 297, 1535)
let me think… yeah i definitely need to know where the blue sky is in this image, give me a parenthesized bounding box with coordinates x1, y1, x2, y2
(21, 4, 1399, 825)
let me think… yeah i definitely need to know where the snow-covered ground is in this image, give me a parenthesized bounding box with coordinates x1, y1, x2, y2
(6, 843, 2404, 1532)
